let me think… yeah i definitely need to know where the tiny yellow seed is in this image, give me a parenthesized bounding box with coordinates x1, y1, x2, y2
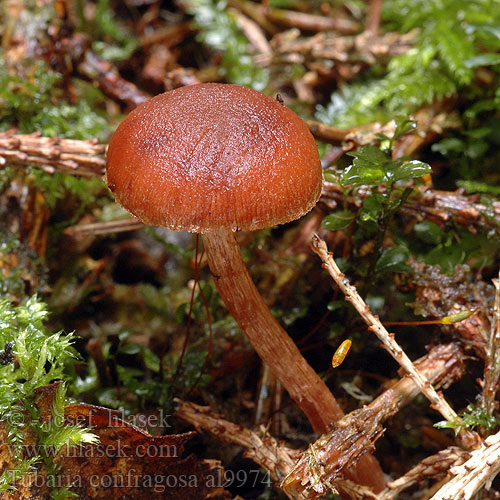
(440, 310, 476, 325)
(332, 339, 352, 368)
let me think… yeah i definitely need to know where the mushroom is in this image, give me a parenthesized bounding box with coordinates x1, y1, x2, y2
(106, 83, 328, 419)
(105, 83, 341, 431)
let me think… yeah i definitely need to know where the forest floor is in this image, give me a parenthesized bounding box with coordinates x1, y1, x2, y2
(1, 1, 500, 499)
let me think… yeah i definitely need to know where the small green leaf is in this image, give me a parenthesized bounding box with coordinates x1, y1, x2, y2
(340, 164, 384, 186)
(425, 243, 465, 274)
(327, 301, 350, 312)
(464, 54, 500, 68)
(392, 160, 432, 182)
(432, 138, 464, 156)
(375, 245, 411, 273)
(175, 303, 189, 323)
(142, 347, 160, 373)
(359, 194, 385, 224)
(466, 140, 488, 159)
(348, 145, 388, 164)
(393, 118, 417, 140)
(199, 281, 213, 301)
(463, 127, 491, 139)
(322, 211, 355, 230)
(323, 170, 340, 184)
(119, 343, 141, 355)
(414, 221, 444, 245)
(118, 330, 132, 342)
(341, 146, 390, 186)
(456, 180, 500, 195)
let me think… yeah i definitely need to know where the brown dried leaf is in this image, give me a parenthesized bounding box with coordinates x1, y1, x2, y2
(0, 384, 229, 499)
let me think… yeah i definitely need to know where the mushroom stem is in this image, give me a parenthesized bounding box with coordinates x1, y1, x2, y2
(202, 227, 343, 432)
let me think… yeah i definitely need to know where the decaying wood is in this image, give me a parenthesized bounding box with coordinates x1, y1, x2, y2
(378, 447, 468, 500)
(175, 399, 304, 500)
(59, 33, 149, 110)
(481, 271, 500, 416)
(264, 8, 359, 34)
(3, 130, 498, 241)
(64, 218, 144, 237)
(306, 119, 398, 145)
(400, 188, 500, 236)
(429, 431, 500, 500)
(281, 343, 466, 499)
(392, 106, 461, 159)
(411, 260, 492, 360)
(77, 50, 149, 110)
(201, 228, 386, 493)
(309, 105, 459, 151)
(0, 130, 106, 177)
(3, 2, 499, 499)
(259, 29, 415, 68)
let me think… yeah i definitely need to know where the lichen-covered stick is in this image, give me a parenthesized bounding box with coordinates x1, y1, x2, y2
(311, 234, 480, 448)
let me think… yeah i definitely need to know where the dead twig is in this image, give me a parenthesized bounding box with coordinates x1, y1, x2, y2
(429, 431, 500, 500)
(481, 270, 500, 416)
(77, 50, 149, 110)
(265, 8, 359, 34)
(306, 119, 398, 146)
(366, 0, 382, 36)
(400, 188, 500, 236)
(305, 121, 354, 143)
(378, 447, 468, 500)
(139, 22, 193, 49)
(5, 131, 498, 242)
(259, 29, 415, 69)
(227, 0, 280, 35)
(321, 183, 500, 236)
(232, 9, 272, 55)
(64, 218, 144, 237)
(0, 130, 106, 177)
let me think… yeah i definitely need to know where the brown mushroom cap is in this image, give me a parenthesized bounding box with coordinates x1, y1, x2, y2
(106, 83, 322, 232)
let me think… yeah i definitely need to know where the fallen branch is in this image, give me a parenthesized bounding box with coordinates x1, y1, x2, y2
(429, 431, 500, 500)
(64, 32, 150, 110)
(0, 130, 106, 177)
(3, 131, 498, 240)
(378, 447, 467, 500)
(178, 343, 464, 499)
(264, 8, 359, 34)
(64, 218, 144, 237)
